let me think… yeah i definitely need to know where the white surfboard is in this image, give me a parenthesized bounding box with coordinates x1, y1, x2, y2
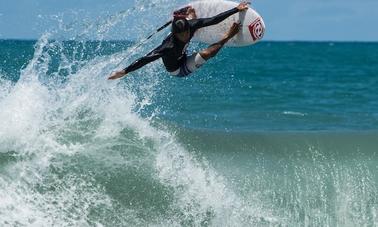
(185, 0, 266, 46)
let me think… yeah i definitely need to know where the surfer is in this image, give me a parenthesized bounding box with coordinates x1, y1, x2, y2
(108, 2, 249, 79)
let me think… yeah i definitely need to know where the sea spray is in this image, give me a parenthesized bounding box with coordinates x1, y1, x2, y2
(1, 0, 378, 226)
(0, 1, 253, 226)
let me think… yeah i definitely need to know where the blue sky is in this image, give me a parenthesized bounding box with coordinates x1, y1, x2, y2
(0, 0, 377, 41)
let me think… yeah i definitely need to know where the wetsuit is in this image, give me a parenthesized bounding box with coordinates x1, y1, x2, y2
(123, 7, 239, 76)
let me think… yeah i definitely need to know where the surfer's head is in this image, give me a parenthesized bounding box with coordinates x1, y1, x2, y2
(172, 18, 190, 41)
(172, 18, 189, 33)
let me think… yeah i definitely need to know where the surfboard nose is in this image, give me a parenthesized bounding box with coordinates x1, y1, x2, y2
(187, 0, 266, 46)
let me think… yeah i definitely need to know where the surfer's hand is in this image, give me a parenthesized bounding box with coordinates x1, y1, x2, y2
(108, 70, 127, 80)
(237, 1, 249, 11)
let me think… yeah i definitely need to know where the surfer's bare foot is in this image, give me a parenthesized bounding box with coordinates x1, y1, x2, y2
(224, 22, 241, 40)
(187, 6, 197, 19)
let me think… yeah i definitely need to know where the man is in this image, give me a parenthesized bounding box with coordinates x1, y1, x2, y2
(108, 2, 249, 80)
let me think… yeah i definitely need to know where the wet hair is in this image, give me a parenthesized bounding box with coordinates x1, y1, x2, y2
(171, 18, 189, 34)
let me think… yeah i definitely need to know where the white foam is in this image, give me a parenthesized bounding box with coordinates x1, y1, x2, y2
(0, 1, 266, 225)
(283, 111, 307, 116)
(0, 77, 13, 102)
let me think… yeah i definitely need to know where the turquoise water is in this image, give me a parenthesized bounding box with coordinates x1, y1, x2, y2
(1, 4, 378, 226)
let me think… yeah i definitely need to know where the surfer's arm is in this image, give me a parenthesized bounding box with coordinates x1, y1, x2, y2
(191, 7, 239, 29)
(123, 46, 165, 74)
(190, 2, 249, 29)
(109, 45, 165, 80)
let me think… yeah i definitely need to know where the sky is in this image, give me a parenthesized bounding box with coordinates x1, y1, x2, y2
(0, 0, 377, 41)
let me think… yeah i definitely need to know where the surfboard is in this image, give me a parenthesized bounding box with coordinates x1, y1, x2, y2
(181, 0, 265, 46)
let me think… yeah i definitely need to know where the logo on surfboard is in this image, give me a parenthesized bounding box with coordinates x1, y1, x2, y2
(248, 18, 264, 41)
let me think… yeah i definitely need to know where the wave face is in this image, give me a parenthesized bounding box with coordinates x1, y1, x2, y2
(0, 1, 378, 226)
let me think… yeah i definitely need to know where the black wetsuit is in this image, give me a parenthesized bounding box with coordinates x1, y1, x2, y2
(123, 7, 239, 74)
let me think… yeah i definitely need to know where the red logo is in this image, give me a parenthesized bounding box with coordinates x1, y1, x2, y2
(248, 18, 264, 41)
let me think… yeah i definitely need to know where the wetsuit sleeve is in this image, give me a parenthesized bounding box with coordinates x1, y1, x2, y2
(123, 44, 165, 74)
(191, 7, 239, 30)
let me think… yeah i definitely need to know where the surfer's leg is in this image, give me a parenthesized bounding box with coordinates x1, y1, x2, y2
(168, 53, 206, 77)
(199, 22, 240, 60)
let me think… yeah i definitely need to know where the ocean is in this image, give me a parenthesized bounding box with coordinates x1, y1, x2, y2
(1, 12, 378, 227)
